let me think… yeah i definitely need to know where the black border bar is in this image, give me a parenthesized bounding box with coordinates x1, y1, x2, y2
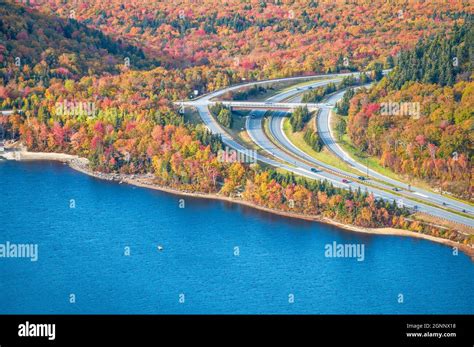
(0, 315, 472, 346)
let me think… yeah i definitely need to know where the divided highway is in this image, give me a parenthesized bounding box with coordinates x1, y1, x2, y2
(267, 89, 474, 218)
(180, 73, 474, 227)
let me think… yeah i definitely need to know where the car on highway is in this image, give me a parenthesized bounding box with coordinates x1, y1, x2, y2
(342, 179, 350, 183)
(358, 176, 367, 181)
(310, 167, 319, 173)
(392, 187, 402, 192)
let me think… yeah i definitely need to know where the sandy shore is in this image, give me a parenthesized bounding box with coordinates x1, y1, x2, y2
(1, 150, 79, 162)
(3, 149, 473, 258)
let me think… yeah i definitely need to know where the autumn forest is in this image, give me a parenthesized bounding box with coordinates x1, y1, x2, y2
(0, 0, 472, 246)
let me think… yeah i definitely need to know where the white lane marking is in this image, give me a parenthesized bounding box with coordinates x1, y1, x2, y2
(245, 116, 278, 158)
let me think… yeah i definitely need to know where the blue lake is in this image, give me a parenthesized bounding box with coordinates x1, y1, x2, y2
(0, 161, 473, 314)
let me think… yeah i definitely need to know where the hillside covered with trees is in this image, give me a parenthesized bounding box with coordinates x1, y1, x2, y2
(17, 0, 473, 79)
(346, 21, 473, 200)
(0, 0, 155, 78)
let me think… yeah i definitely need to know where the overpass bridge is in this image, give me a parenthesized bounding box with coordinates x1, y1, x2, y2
(178, 101, 322, 112)
(217, 101, 321, 112)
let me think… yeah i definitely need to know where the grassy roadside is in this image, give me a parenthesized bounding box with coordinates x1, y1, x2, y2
(281, 117, 362, 175)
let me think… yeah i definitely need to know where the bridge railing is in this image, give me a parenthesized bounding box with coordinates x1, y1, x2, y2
(210, 101, 322, 111)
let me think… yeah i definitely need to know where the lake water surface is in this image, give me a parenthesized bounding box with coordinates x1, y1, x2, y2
(1, 161, 473, 314)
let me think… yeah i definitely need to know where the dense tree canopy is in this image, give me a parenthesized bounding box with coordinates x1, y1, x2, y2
(346, 20, 473, 200)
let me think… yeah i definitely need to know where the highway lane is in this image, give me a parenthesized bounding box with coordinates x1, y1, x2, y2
(194, 105, 348, 187)
(246, 111, 346, 187)
(181, 72, 361, 107)
(246, 78, 353, 188)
